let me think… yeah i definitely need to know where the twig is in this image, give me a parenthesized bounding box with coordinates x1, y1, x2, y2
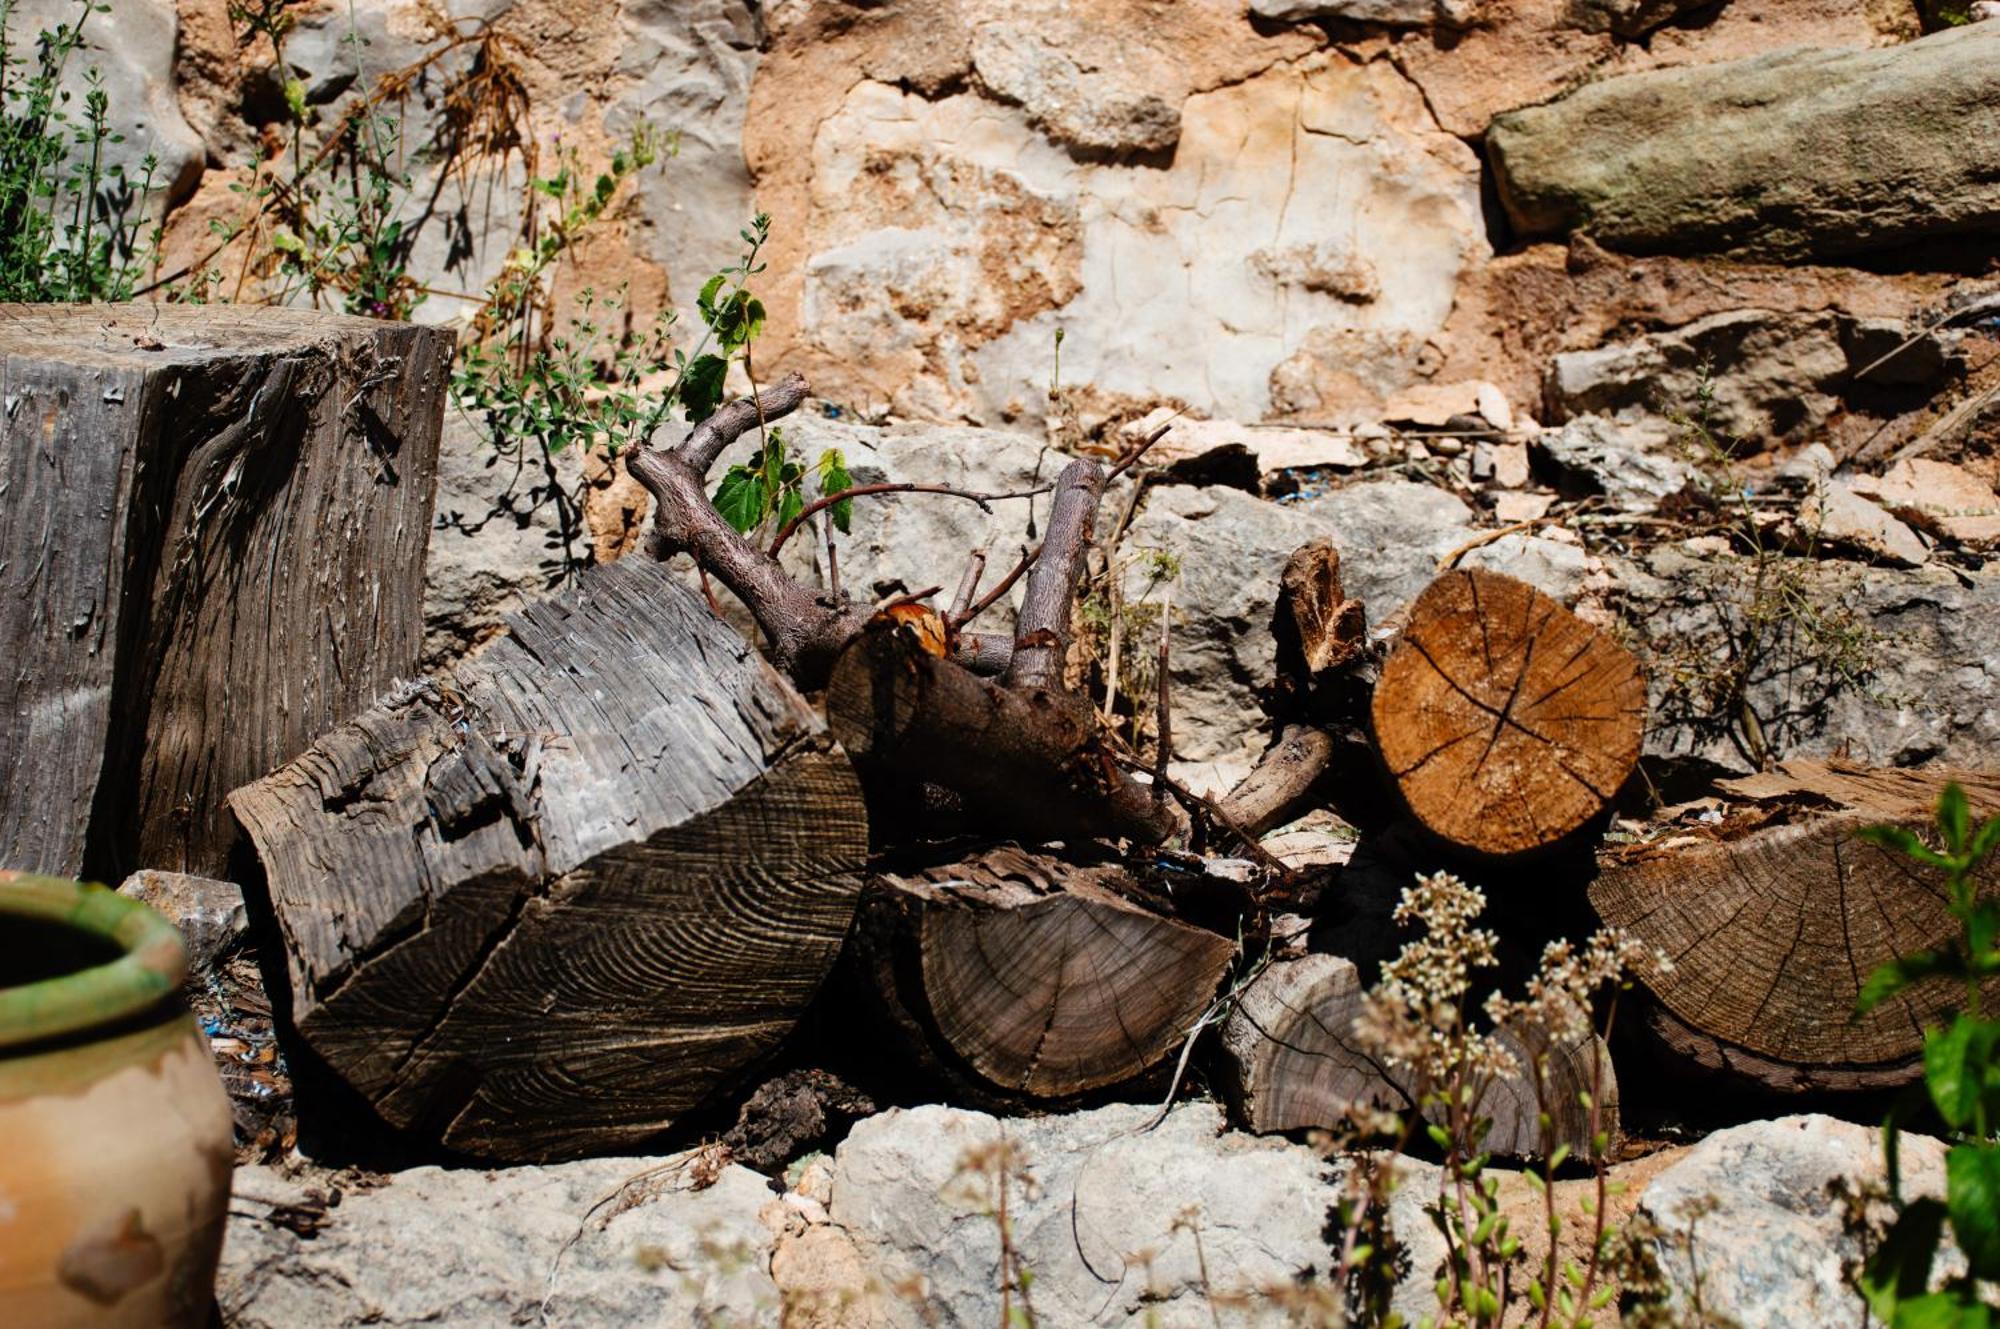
(1115, 754, 1291, 879)
(950, 548, 988, 620)
(952, 543, 1042, 630)
(1436, 516, 1556, 571)
(870, 584, 943, 614)
(767, 481, 1047, 557)
(1154, 583, 1173, 805)
(1102, 561, 1124, 725)
(1106, 420, 1175, 483)
(1006, 458, 1105, 691)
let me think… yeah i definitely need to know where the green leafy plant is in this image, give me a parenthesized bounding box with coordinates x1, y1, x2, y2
(1852, 782, 2000, 1329)
(0, 0, 159, 301)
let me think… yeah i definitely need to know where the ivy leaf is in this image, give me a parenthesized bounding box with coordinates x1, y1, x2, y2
(1947, 1144, 2000, 1281)
(680, 354, 728, 423)
(712, 467, 767, 533)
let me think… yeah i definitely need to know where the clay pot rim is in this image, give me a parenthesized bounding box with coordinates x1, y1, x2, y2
(0, 871, 188, 1051)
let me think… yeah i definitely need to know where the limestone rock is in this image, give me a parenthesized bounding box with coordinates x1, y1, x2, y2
(1532, 416, 1699, 508)
(1251, 0, 1474, 24)
(825, 1101, 1347, 1326)
(1850, 459, 2000, 547)
(1803, 482, 1931, 568)
(1636, 1115, 1960, 1329)
(1566, 0, 1714, 37)
(1547, 310, 1857, 447)
(219, 1154, 781, 1327)
(116, 870, 247, 974)
(8, 0, 205, 207)
(1120, 409, 1370, 475)
(1488, 24, 2000, 261)
(970, 20, 1182, 153)
(1617, 549, 2000, 774)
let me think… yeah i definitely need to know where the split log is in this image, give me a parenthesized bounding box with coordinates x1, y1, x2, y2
(229, 557, 868, 1161)
(0, 303, 449, 879)
(1371, 569, 1644, 858)
(851, 845, 1238, 1103)
(1218, 953, 1615, 1158)
(1590, 771, 2000, 1090)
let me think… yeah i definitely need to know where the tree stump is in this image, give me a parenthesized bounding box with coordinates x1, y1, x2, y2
(0, 304, 449, 879)
(851, 845, 1237, 1103)
(1371, 569, 1644, 858)
(229, 558, 869, 1161)
(1218, 953, 1614, 1158)
(1590, 785, 2000, 1091)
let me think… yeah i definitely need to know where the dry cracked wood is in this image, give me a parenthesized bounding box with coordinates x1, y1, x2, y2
(1218, 953, 1614, 1158)
(852, 845, 1237, 1102)
(1592, 806, 2000, 1091)
(0, 303, 448, 878)
(1372, 569, 1644, 858)
(230, 557, 868, 1160)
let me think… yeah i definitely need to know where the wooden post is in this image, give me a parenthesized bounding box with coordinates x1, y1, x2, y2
(0, 304, 449, 879)
(229, 557, 869, 1161)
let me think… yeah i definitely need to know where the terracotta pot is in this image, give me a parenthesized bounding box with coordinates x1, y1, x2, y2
(0, 871, 233, 1327)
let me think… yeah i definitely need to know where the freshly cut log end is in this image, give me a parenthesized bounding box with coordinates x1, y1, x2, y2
(1371, 569, 1643, 858)
(855, 846, 1236, 1101)
(1591, 810, 2000, 1092)
(1219, 953, 1614, 1158)
(230, 558, 868, 1161)
(0, 303, 449, 880)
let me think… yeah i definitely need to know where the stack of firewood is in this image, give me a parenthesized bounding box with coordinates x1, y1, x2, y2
(7, 312, 1988, 1164)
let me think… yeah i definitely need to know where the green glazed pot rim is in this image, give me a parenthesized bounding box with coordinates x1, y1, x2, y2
(0, 871, 187, 1050)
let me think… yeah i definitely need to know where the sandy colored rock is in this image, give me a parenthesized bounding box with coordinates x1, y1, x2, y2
(1488, 23, 2000, 261)
(1850, 458, 2000, 546)
(1804, 482, 1931, 568)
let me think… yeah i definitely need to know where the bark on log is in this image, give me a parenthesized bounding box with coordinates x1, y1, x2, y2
(827, 625, 1176, 845)
(851, 845, 1238, 1103)
(1590, 775, 2000, 1091)
(1371, 569, 1644, 858)
(0, 303, 448, 879)
(229, 558, 868, 1161)
(1218, 953, 1615, 1158)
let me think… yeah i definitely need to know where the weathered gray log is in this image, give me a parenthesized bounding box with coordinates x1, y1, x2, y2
(0, 303, 449, 879)
(1591, 764, 2000, 1092)
(1218, 953, 1616, 1159)
(229, 557, 868, 1161)
(851, 844, 1237, 1104)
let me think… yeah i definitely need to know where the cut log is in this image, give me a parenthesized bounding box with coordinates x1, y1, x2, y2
(1371, 569, 1644, 858)
(1218, 953, 1615, 1158)
(1590, 787, 2000, 1091)
(229, 558, 868, 1161)
(0, 303, 449, 879)
(851, 845, 1237, 1102)
(827, 624, 1175, 845)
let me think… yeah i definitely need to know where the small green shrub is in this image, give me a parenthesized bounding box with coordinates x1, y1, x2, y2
(0, 0, 159, 301)
(1853, 783, 2000, 1328)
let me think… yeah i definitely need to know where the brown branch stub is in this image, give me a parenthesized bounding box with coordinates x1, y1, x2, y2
(1004, 457, 1105, 693)
(677, 371, 809, 475)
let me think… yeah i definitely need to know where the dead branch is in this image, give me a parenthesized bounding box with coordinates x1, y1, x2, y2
(1006, 458, 1104, 692)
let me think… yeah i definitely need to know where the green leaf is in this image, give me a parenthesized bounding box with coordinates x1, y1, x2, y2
(1924, 1018, 2000, 1131)
(1948, 1144, 2000, 1280)
(1940, 783, 1972, 857)
(680, 354, 728, 423)
(1860, 1197, 1947, 1321)
(697, 273, 726, 324)
(1890, 1289, 1994, 1329)
(1859, 824, 1956, 871)
(712, 467, 767, 533)
(817, 448, 854, 534)
(1969, 814, 2000, 867)
(775, 485, 804, 532)
(1858, 950, 1956, 1016)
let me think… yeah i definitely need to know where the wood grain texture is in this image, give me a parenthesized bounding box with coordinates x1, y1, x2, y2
(1372, 569, 1644, 858)
(230, 557, 869, 1160)
(0, 303, 448, 878)
(1590, 809, 2000, 1090)
(855, 845, 1235, 1101)
(1218, 952, 1614, 1158)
